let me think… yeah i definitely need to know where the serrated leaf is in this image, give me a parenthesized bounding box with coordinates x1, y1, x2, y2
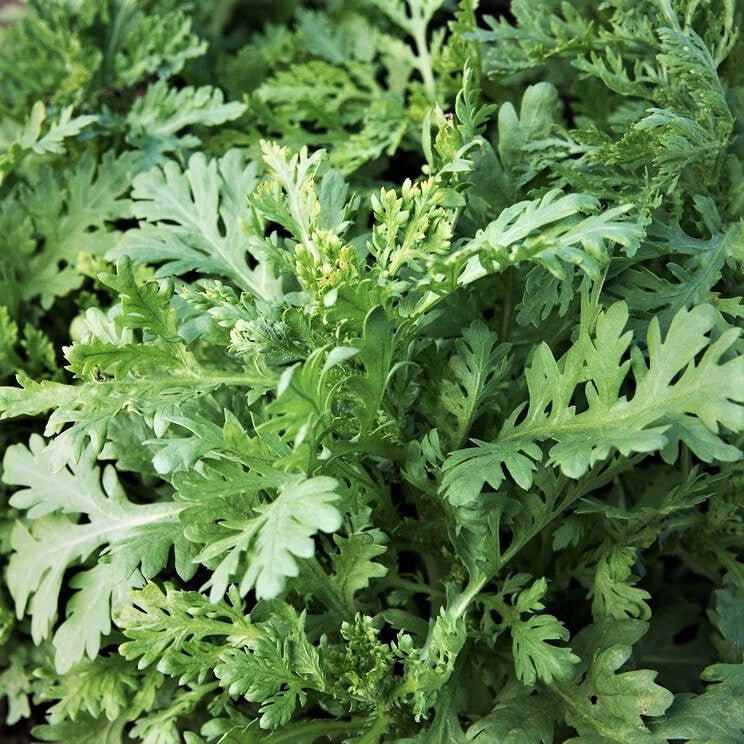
(118, 582, 258, 683)
(443, 302, 743, 503)
(503, 578, 580, 687)
(589, 547, 651, 622)
(114, 150, 279, 300)
(549, 620, 674, 743)
(458, 191, 642, 284)
(656, 662, 744, 744)
(39, 654, 160, 724)
(440, 319, 510, 449)
(32, 715, 127, 744)
(197, 475, 343, 601)
(14, 150, 135, 309)
(0, 102, 97, 184)
(328, 533, 388, 610)
(126, 80, 246, 162)
(708, 581, 744, 663)
(215, 611, 326, 730)
(467, 690, 556, 743)
(2, 435, 184, 670)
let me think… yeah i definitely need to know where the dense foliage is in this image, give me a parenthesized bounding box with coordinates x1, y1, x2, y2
(1, 0, 743, 741)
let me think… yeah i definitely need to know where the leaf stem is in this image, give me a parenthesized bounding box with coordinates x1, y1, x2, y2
(450, 455, 641, 622)
(703, 538, 744, 586)
(412, 24, 437, 103)
(500, 280, 513, 342)
(356, 713, 391, 744)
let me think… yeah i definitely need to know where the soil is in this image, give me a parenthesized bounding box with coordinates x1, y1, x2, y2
(0, 0, 23, 25)
(1, 715, 37, 744)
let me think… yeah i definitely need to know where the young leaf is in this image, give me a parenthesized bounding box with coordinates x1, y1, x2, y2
(439, 319, 509, 449)
(589, 546, 652, 622)
(327, 533, 388, 611)
(497, 578, 581, 687)
(215, 611, 327, 730)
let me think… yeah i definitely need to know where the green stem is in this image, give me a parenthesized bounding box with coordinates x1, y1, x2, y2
(356, 713, 391, 744)
(680, 443, 691, 480)
(451, 572, 488, 620)
(256, 718, 367, 744)
(704, 538, 744, 586)
(413, 24, 437, 103)
(101, 0, 136, 85)
(469, 44, 483, 92)
(449, 454, 641, 622)
(500, 280, 513, 343)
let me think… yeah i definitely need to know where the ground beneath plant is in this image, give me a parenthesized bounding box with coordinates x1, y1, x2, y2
(1, 715, 37, 743)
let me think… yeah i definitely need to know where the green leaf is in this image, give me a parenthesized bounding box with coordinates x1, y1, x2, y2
(106, 3, 206, 89)
(196, 475, 343, 601)
(498, 578, 581, 687)
(118, 582, 258, 681)
(369, 177, 454, 280)
(709, 582, 744, 663)
(15, 149, 135, 309)
(126, 80, 247, 162)
(33, 715, 127, 744)
(400, 604, 468, 718)
(249, 141, 325, 245)
(114, 150, 280, 299)
(39, 654, 160, 724)
(467, 689, 556, 743)
(368, 0, 445, 101)
(0, 1, 742, 739)
(439, 319, 509, 448)
(2, 435, 185, 670)
(512, 613, 580, 688)
(473, 0, 594, 76)
(215, 610, 326, 730)
(458, 190, 642, 285)
(612, 204, 744, 330)
(327, 533, 388, 611)
(255, 60, 408, 175)
(99, 257, 180, 341)
(443, 302, 744, 504)
(656, 662, 744, 744)
(345, 305, 396, 437)
(398, 668, 469, 742)
(0, 645, 44, 726)
(589, 546, 651, 621)
(548, 620, 674, 743)
(0, 102, 97, 184)
(262, 346, 354, 447)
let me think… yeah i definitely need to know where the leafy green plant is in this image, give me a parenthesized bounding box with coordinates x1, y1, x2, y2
(1, 0, 742, 741)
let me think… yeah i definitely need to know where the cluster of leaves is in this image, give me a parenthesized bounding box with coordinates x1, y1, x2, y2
(1, 0, 743, 741)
